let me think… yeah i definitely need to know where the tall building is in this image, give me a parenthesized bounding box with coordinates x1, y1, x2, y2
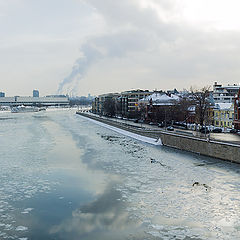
(93, 89, 153, 117)
(120, 89, 152, 114)
(0, 92, 5, 97)
(98, 93, 119, 115)
(33, 90, 39, 97)
(213, 82, 240, 103)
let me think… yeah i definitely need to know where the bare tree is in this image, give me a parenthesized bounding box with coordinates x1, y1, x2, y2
(103, 98, 116, 117)
(191, 86, 211, 126)
(172, 97, 193, 123)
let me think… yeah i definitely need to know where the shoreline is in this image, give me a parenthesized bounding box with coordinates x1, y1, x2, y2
(78, 113, 162, 146)
(76, 111, 240, 164)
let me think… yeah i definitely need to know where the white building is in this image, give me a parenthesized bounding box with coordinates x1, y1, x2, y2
(213, 82, 240, 103)
(0, 96, 69, 106)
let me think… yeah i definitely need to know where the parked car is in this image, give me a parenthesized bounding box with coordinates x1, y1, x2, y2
(158, 123, 164, 128)
(230, 129, 238, 133)
(167, 126, 174, 131)
(174, 122, 187, 127)
(200, 127, 210, 134)
(212, 128, 222, 133)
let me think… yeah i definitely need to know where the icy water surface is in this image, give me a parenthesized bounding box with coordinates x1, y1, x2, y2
(0, 110, 240, 239)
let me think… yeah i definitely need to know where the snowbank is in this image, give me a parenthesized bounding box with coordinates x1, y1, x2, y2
(79, 115, 162, 146)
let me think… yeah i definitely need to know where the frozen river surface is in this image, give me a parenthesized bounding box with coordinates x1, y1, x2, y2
(0, 109, 240, 239)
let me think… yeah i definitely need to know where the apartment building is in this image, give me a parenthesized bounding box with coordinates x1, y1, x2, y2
(92, 93, 119, 115)
(213, 82, 240, 103)
(120, 90, 152, 116)
(92, 89, 153, 117)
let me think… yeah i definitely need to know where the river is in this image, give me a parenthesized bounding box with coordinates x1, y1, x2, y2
(0, 109, 240, 240)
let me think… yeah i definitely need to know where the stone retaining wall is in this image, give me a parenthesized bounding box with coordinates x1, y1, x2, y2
(160, 132, 240, 163)
(77, 112, 240, 163)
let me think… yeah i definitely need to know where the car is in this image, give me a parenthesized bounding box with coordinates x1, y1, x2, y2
(167, 126, 174, 131)
(149, 122, 155, 125)
(134, 119, 139, 123)
(174, 122, 187, 127)
(200, 128, 210, 134)
(230, 129, 238, 133)
(212, 128, 222, 133)
(158, 123, 164, 128)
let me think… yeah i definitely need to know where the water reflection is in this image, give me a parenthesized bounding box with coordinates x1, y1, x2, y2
(50, 183, 145, 240)
(1, 110, 240, 239)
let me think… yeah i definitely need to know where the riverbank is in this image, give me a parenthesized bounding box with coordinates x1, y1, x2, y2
(76, 111, 240, 164)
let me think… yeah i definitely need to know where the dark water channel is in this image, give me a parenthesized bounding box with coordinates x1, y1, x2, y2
(0, 110, 240, 240)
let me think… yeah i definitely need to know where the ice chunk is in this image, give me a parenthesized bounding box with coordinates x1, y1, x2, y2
(21, 208, 34, 214)
(15, 226, 28, 231)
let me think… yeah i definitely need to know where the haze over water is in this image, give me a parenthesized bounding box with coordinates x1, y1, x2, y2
(0, 109, 240, 239)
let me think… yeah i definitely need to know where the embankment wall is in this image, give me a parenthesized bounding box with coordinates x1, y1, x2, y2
(77, 112, 240, 163)
(160, 133, 240, 163)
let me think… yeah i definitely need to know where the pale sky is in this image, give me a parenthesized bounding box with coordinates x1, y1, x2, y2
(1, 0, 240, 96)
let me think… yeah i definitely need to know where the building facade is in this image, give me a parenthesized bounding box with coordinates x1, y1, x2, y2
(233, 89, 240, 130)
(92, 90, 152, 117)
(142, 93, 180, 123)
(0, 96, 69, 106)
(213, 103, 234, 129)
(118, 90, 152, 117)
(92, 93, 119, 116)
(213, 82, 240, 103)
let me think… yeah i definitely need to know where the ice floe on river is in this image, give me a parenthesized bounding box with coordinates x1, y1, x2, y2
(15, 226, 28, 231)
(71, 115, 240, 240)
(0, 113, 58, 239)
(1, 110, 240, 239)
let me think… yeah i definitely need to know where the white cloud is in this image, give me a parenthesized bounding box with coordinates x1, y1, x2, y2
(180, 0, 240, 31)
(58, 0, 240, 95)
(1, 0, 240, 96)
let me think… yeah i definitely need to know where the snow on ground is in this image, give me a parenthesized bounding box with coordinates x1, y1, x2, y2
(78, 114, 162, 146)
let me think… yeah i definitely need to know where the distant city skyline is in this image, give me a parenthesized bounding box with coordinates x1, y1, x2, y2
(1, 0, 240, 96)
(2, 81, 240, 98)
(0, 89, 94, 98)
